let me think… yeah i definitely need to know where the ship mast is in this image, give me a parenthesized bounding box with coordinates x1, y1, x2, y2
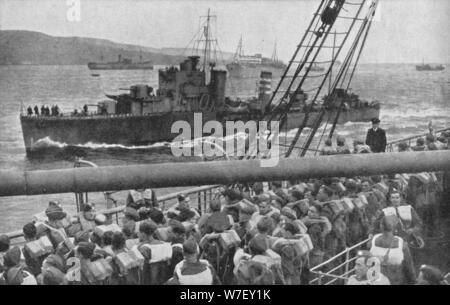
(271, 40, 278, 62)
(260, 0, 379, 158)
(202, 9, 211, 73)
(233, 35, 243, 62)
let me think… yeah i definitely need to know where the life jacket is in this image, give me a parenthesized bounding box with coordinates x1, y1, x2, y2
(370, 234, 404, 266)
(174, 259, 214, 285)
(94, 224, 122, 238)
(77, 212, 96, 232)
(24, 236, 54, 260)
(1, 267, 37, 285)
(127, 189, 155, 209)
(114, 248, 145, 276)
(249, 208, 280, 229)
(252, 249, 282, 268)
(272, 234, 314, 257)
(341, 197, 355, 212)
(271, 238, 304, 280)
(140, 242, 173, 263)
(86, 258, 114, 281)
(155, 227, 171, 242)
(217, 230, 241, 251)
(234, 259, 275, 285)
(323, 200, 345, 216)
(382, 205, 412, 223)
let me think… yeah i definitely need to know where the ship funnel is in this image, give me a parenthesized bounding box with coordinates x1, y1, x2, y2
(181, 56, 201, 71)
(258, 71, 272, 107)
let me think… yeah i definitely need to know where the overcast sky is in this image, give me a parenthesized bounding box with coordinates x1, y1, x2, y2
(0, 0, 449, 63)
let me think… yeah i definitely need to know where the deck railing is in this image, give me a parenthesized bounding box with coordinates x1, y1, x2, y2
(386, 127, 450, 152)
(4, 184, 221, 243)
(309, 237, 371, 285)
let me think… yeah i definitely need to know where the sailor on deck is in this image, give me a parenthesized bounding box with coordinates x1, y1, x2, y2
(365, 118, 387, 153)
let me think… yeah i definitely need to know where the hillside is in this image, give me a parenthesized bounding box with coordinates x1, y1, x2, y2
(0, 30, 198, 65)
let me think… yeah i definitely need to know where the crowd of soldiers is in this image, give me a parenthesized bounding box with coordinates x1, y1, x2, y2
(26, 105, 60, 117)
(0, 162, 449, 285)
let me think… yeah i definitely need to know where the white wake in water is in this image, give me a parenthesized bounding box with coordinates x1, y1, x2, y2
(33, 136, 170, 150)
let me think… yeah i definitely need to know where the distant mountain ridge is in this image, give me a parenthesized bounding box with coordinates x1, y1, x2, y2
(0, 30, 234, 65)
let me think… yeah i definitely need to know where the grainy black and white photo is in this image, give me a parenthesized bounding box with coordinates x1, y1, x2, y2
(0, 0, 449, 290)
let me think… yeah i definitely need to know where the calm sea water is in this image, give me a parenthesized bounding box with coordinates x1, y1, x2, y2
(0, 64, 449, 232)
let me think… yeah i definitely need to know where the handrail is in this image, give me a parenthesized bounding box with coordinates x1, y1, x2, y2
(310, 237, 371, 272)
(309, 237, 371, 285)
(3, 184, 220, 241)
(387, 127, 450, 146)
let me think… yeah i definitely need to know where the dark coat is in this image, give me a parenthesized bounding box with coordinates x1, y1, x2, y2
(365, 128, 387, 153)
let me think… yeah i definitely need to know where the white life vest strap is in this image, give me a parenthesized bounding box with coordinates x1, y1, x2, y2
(228, 215, 235, 226)
(172, 243, 183, 250)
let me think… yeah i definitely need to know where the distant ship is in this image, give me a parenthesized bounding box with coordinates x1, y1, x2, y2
(416, 61, 445, 71)
(20, 56, 379, 153)
(20, 10, 380, 154)
(226, 37, 287, 77)
(88, 54, 153, 70)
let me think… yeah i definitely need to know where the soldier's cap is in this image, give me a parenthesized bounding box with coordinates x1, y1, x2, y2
(3, 246, 22, 267)
(0, 234, 10, 252)
(82, 202, 95, 213)
(45, 202, 67, 221)
(371, 118, 380, 124)
(178, 194, 190, 202)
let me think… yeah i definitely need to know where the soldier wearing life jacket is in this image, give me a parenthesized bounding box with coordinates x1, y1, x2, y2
(101, 231, 115, 257)
(320, 138, 337, 156)
(75, 241, 104, 285)
(346, 250, 390, 285)
(126, 188, 157, 210)
(136, 221, 173, 285)
(232, 207, 254, 247)
(246, 234, 285, 284)
(166, 194, 200, 224)
(0, 246, 37, 285)
(249, 198, 280, 230)
(37, 254, 68, 285)
(416, 265, 448, 285)
(369, 215, 416, 285)
(22, 222, 49, 277)
(167, 221, 186, 274)
(270, 181, 290, 208)
(76, 203, 98, 233)
(0, 235, 11, 274)
(199, 199, 233, 235)
(372, 189, 423, 248)
(272, 222, 309, 285)
(170, 238, 220, 285)
(302, 205, 332, 267)
(109, 232, 139, 285)
(324, 211, 348, 261)
(222, 188, 244, 223)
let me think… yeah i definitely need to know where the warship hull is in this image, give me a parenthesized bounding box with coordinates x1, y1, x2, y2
(20, 107, 379, 153)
